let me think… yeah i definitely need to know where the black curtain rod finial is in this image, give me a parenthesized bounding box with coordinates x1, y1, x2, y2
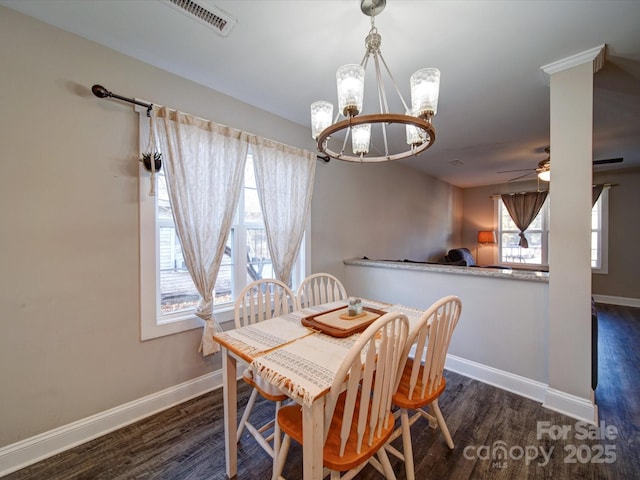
(92, 84, 110, 98)
(91, 83, 153, 112)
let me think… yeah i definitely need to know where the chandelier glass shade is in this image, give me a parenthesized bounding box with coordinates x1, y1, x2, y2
(310, 0, 440, 163)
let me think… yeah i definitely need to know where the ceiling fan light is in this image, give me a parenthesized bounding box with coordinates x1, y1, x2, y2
(410, 68, 440, 118)
(310, 101, 333, 140)
(538, 169, 550, 182)
(336, 64, 365, 117)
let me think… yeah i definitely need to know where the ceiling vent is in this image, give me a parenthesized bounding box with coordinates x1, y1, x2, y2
(161, 0, 237, 37)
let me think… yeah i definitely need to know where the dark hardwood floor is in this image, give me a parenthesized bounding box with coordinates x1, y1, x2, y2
(4, 304, 639, 479)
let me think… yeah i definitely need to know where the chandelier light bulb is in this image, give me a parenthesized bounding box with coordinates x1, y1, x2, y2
(336, 64, 365, 117)
(351, 124, 371, 154)
(411, 68, 441, 118)
(406, 111, 428, 146)
(310, 101, 334, 140)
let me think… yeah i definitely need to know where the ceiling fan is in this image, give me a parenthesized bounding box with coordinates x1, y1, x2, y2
(498, 147, 623, 182)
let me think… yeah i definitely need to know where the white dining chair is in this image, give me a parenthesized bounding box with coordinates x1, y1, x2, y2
(296, 272, 348, 309)
(272, 311, 410, 480)
(386, 295, 462, 480)
(234, 278, 296, 463)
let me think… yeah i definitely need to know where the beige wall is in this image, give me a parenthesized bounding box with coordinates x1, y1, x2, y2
(592, 168, 640, 298)
(311, 159, 462, 282)
(0, 7, 312, 446)
(0, 7, 459, 448)
(461, 170, 640, 299)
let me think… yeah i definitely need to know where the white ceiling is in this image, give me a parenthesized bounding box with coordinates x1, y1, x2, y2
(3, 0, 639, 187)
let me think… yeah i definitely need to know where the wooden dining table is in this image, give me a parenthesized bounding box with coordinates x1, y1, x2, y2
(213, 299, 425, 480)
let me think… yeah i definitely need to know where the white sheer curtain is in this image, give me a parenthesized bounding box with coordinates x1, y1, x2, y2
(153, 107, 248, 355)
(251, 137, 316, 285)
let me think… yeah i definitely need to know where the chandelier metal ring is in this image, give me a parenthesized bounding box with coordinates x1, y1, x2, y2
(316, 113, 436, 162)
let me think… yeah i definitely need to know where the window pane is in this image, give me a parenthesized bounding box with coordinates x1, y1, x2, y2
(500, 233, 542, 264)
(246, 227, 273, 283)
(215, 234, 233, 305)
(591, 231, 599, 267)
(159, 225, 199, 314)
(591, 203, 599, 229)
(244, 158, 263, 224)
(501, 208, 519, 231)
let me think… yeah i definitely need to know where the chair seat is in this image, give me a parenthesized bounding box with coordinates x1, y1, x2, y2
(242, 369, 289, 402)
(392, 358, 446, 410)
(277, 390, 396, 471)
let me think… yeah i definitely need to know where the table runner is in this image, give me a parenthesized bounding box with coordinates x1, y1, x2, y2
(249, 332, 359, 407)
(213, 301, 347, 358)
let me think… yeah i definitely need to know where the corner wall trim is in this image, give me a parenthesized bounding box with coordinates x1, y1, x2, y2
(543, 388, 597, 425)
(0, 371, 225, 477)
(445, 354, 596, 424)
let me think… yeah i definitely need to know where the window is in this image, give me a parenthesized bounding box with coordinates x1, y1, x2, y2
(495, 191, 608, 271)
(591, 188, 609, 273)
(497, 198, 549, 266)
(139, 115, 308, 340)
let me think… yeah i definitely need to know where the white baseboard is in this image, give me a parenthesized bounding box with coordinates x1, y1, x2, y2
(445, 354, 596, 423)
(0, 371, 224, 477)
(543, 388, 597, 425)
(3, 352, 601, 476)
(445, 354, 547, 403)
(592, 294, 640, 308)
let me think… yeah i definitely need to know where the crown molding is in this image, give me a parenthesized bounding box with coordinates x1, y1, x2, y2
(540, 44, 606, 86)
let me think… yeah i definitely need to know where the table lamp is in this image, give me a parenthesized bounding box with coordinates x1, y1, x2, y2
(476, 230, 497, 264)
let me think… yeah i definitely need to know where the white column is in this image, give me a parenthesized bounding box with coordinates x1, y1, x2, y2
(541, 45, 604, 423)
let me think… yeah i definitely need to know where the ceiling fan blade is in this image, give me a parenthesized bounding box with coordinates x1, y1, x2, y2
(593, 157, 623, 165)
(508, 171, 536, 182)
(497, 168, 536, 173)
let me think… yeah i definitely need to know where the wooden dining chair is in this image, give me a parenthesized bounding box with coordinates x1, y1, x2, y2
(271, 311, 410, 480)
(234, 278, 296, 462)
(386, 295, 462, 480)
(296, 272, 348, 309)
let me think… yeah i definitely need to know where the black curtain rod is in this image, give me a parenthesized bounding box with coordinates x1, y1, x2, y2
(92, 84, 153, 116)
(91, 84, 330, 163)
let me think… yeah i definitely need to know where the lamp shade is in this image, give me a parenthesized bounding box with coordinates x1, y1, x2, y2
(538, 169, 550, 182)
(410, 68, 440, 117)
(351, 123, 371, 154)
(405, 111, 428, 146)
(310, 101, 333, 140)
(477, 230, 497, 244)
(336, 64, 365, 117)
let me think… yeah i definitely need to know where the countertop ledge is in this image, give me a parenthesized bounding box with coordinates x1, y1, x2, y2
(343, 258, 550, 283)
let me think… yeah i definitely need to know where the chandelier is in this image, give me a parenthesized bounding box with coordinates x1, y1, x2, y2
(310, 0, 440, 163)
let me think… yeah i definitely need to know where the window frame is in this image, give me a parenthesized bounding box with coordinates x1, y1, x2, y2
(496, 197, 550, 268)
(591, 187, 609, 274)
(138, 112, 309, 340)
(494, 190, 608, 273)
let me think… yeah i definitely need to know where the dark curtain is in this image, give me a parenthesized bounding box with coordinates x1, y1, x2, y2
(501, 191, 549, 248)
(592, 184, 604, 207)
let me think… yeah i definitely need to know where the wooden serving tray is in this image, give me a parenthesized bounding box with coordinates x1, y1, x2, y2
(301, 305, 386, 338)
